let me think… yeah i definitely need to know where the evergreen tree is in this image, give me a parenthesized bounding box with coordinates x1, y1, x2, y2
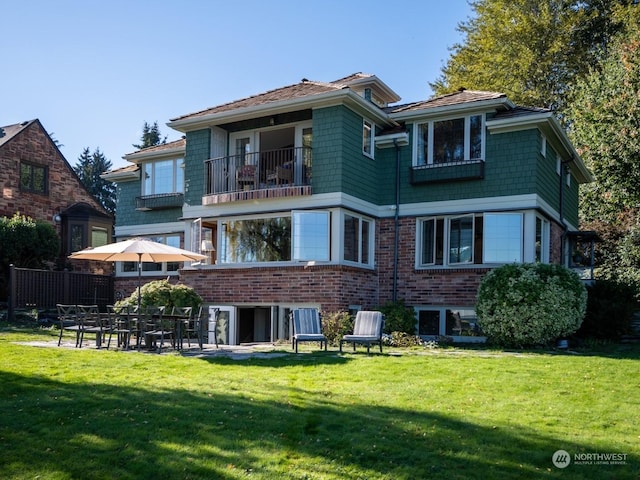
(74, 147, 116, 215)
(567, 18, 640, 272)
(133, 121, 167, 149)
(432, 0, 634, 112)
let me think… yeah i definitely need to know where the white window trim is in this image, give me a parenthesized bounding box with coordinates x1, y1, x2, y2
(341, 210, 374, 267)
(483, 212, 524, 264)
(142, 158, 184, 195)
(413, 113, 485, 167)
(117, 234, 183, 277)
(416, 211, 545, 269)
(363, 119, 374, 159)
(447, 215, 475, 265)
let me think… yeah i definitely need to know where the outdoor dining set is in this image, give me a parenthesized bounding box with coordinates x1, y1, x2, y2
(56, 304, 217, 353)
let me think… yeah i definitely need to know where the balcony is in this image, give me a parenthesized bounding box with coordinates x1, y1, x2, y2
(203, 146, 312, 204)
(409, 159, 485, 185)
(136, 192, 184, 211)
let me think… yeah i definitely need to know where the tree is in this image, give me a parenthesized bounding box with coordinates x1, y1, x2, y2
(74, 147, 116, 215)
(133, 121, 167, 150)
(567, 17, 640, 288)
(568, 24, 640, 222)
(0, 213, 59, 298)
(431, 0, 634, 112)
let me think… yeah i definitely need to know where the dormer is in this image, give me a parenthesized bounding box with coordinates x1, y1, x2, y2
(332, 73, 401, 108)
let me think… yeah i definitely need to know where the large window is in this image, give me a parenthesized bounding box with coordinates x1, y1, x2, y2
(20, 162, 48, 194)
(483, 214, 523, 263)
(122, 235, 181, 274)
(221, 217, 292, 263)
(418, 213, 525, 267)
(292, 211, 329, 261)
(415, 114, 484, 166)
(344, 213, 371, 265)
(143, 158, 184, 195)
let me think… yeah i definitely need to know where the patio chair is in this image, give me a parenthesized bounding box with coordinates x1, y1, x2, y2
(291, 308, 327, 353)
(172, 306, 193, 349)
(76, 304, 105, 348)
(197, 306, 219, 349)
(142, 306, 172, 353)
(236, 164, 258, 190)
(105, 304, 133, 349)
(339, 310, 385, 354)
(57, 304, 81, 347)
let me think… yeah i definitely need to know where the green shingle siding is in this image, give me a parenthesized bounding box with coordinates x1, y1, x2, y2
(313, 105, 391, 204)
(114, 180, 182, 227)
(399, 128, 547, 205)
(184, 129, 211, 205)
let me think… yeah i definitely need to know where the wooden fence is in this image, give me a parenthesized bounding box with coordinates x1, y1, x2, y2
(7, 265, 114, 320)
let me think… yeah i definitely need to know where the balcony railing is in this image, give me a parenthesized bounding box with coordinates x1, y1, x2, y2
(204, 146, 312, 196)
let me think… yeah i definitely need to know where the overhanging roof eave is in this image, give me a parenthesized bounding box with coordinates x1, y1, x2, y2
(167, 89, 394, 132)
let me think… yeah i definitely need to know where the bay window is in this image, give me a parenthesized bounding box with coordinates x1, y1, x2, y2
(483, 213, 523, 263)
(344, 213, 371, 265)
(418, 212, 526, 267)
(415, 114, 484, 166)
(292, 211, 330, 261)
(221, 217, 292, 263)
(143, 158, 184, 195)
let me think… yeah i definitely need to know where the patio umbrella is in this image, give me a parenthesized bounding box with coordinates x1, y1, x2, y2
(68, 237, 207, 310)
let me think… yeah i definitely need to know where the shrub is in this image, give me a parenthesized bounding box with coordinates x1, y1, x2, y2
(476, 263, 587, 348)
(596, 266, 640, 303)
(321, 311, 352, 345)
(383, 331, 424, 347)
(576, 279, 637, 340)
(118, 280, 202, 310)
(377, 299, 417, 335)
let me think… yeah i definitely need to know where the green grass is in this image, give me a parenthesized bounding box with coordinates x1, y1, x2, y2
(1, 326, 639, 479)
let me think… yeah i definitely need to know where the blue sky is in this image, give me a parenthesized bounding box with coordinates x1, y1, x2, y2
(2, 0, 472, 169)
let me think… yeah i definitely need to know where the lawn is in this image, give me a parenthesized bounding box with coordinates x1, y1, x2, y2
(0, 326, 638, 479)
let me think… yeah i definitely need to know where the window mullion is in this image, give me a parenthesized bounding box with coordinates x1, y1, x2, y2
(428, 122, 434, 165)
(464, 116, 470, 161)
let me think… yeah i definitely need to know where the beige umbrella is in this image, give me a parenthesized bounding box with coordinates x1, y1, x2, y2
(69, 237, 206, 309)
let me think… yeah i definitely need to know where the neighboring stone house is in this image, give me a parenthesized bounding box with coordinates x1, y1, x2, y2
(0, 119, 113, 271)
(103, 73, 592, 344)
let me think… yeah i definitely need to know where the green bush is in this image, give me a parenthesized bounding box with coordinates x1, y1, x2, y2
(576, 279, 637, 340)
(596, 266, 640, 303)
(377, 299, 417, 335)
(476, 263, 587, 348)
(320, 311, 352, 345)
(383, 331, 424, 347)
(118, 280, 202, 310)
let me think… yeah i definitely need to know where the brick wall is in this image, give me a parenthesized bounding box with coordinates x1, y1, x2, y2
(0, 120, 106, 222)
(124, 263, 381, 313)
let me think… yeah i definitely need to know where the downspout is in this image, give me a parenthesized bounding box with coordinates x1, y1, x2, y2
(393, 139, 400, 302)
(559, 157, 573, 265)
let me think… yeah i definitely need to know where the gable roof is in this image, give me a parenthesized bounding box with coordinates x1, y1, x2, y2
(0, 118, 113, 217)
(123, 137, 186, 159)
(0, 119, 38, 148)
(387, 90, 511, 117)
